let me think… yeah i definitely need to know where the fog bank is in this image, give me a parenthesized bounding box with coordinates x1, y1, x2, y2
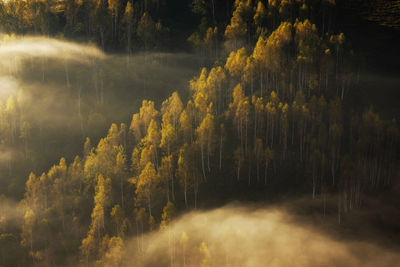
(123, 205, 400, 267)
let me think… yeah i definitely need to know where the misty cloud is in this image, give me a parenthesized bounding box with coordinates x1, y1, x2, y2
(0, 76, 19, 100)
(0, 35, 105, 67)
(0, 196, 23, 226)
(0, 148, 13, 163)
(123, 205, 400, 267)
(0, 34, 200, 145)
(0, 33, 201, 197)
(0, 34, 106, 126)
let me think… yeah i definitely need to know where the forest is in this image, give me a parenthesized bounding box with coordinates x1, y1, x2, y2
(0, 0, 399, 266)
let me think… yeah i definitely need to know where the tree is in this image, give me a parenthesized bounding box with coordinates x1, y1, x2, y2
(161, 117, 177, 156)
(133, 207, 148, 253)
(69, 155, 84, 194)
(129, 113, 142, 144)
(84, 129, 125, 185)
(229, 83, 250, 153)
(146, 119, 161, 169)
(84, 137, 92, 158)
(229, 83, 244, 111)
(264, 146, 274, 185)
(255, 138, 264, 182)
(329, 32, 346, 96)
(237, 95, 250, 154)
(123, 1, 134, 58)
(229, 84, 250, 154)
(80, 174, 111, 265)
(254, 1, 267, 27)
(161, 201, 177, 267)
(234, 147, 243, 181)
(101, 236, 123, 267)
(27, 0, 51, 34)
(243, 55, 257, 95)
(161, 91, 184, 130)
(191, 0, 216, 24)
(195, 113, 215, 182)
(80, 233, 95, 267)
(177, 144, 200, 208)
(224, 0, 249, 51)
(21, 208, 36, 255)
(321, 0, 336, 34)
(180, 232, 189, 267)
(119, 122, 127, 148)
(219, 124, 226, 170)
(20, 121, 31, 158)
(5, 95, 18, 145)
(309, 140, 321, 199)
(25, 172, 40, 211)
(159, 155, 174, 202)
(294, 19, 320, 95)
(265, 92, 279, 146)
(251, 22, 292, 96)
(110, 205, 124, 236)
(94, 173, 112, 230)
(148, 215, 156, 231)
(64, 0, 83, 34)
(204, 26, 219, 58)
(225, 47, 247, 79)
(280, 103, 289, 159)
(190, 68, 213, 119)
(252, 36, 267, 94)
(114, 151, 127, 207)
(179, 110, 193, 144)
(160, 201, 176, 229)
(137, 12, 156, 51)
(92, 0, 109, 50)
(48, 158, 67, 230)
(206, 66, 226, 115)
(292, 91, 307, 160)
(199, 241, 211, 267)
(329, 122, 342, 185)
(134, 162, 158, 216)
(191, 0, 207, 16)
(252, 96, 264, 146)
(139, 144, 155, 171)
(328, 97, 342, 185)
(39, 172, 51, 210)
(108, 0, 121, 41)
(140, 100, 159, 134)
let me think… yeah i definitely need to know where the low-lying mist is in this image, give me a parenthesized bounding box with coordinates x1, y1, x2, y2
(0, 196, 22, 226)
(123, 205, 400, 267)
(0, 34, 200, 130)
(0, 34, 202, 196)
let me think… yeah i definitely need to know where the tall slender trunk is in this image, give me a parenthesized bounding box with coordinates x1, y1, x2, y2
(245, 119, 248, 154)
(194, 178, 199, 209)
(248, 159, 251, 186)
(201, 144, 206, 182)
(184, 175, 188, 208)
(264, 162, 268, 185)
(207, 143, 211, 172)
(121, 177, 124, 208)
(65, 61, 70, 88)
(338, 195, 341, 225)
(237, 159, 241, 181)
(219, 135, 223, 170)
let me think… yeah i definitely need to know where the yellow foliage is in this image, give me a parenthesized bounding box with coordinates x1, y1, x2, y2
(225, 47, 247, 78)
